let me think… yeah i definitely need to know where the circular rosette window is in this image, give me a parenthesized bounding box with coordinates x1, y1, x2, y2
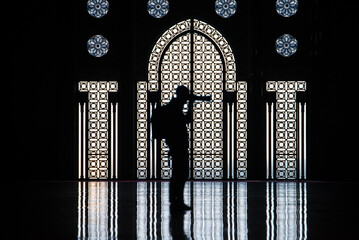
(275, 34, 298, 57)
(147, 0, 169, 18)
(215, 0, 237, 18)
(276, 0, 298, 17)
(87, 0, 109, 18)
(87, 35, 109, 57)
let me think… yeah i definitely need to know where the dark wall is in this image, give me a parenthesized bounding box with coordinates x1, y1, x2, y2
(12, 0, 359, 181)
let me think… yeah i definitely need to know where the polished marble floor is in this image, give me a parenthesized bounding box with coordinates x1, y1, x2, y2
(18, 181, 358, 239)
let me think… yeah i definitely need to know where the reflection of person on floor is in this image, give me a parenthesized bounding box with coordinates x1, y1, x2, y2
(170, 209, 190, 240)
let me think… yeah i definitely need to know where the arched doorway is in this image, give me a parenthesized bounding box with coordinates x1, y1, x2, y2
(137, 19, 247, 180)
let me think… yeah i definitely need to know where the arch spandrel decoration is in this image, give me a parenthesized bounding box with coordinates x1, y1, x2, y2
(138, 19, 247, 179)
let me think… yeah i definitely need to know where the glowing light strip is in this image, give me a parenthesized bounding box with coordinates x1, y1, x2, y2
(270, 103, 274, 179)
(83, 103, 86, 179)
(266, 103, 269, 179)
(111, 103, 114, 179)
(304, 103, 307, 180)
(227, 104, 230, 179)
(115, 102, 118, 179)
(150, 104, 153, 179)
(78, 103, 82, 179)
(154, 138, 157, 179)
(232, 103, 235, 179)
(299, 103, 302, 179)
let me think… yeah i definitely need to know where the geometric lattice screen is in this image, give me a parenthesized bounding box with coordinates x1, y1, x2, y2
(266, 81, 307, 179)
(137, 19, 248, 180)
(78, 81, 118, 179)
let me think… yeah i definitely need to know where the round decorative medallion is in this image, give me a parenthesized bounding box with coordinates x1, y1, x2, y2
(87, 35, 109, 57)
(87, 0, 109, 18)
(276, 0, 298, 17)
(147, 0, 169, 18)
(275, 34, 298, 57)
(215, 0, 237, 18)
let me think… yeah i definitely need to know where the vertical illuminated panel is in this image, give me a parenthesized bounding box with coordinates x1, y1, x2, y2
(266, 81, 306, 179)
(303, 103, 307, 180)
(266, 103, 269, 179)
(192, 33, 223, 179)
(298, 103, 302, 179)
(78, 103, 82, 179)
(237, 81, 247, 179)
(270, 103, 274, 179)
(83, 103, 86, 179)
(110, 103, 114, 179)
(227, 104, 231, 179)
(115, 103, 118, 179)
(78, 81, 118, 179)
(137, 81, 148, 179)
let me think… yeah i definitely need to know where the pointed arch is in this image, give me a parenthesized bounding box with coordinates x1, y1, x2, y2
(138, 19, 247, 179)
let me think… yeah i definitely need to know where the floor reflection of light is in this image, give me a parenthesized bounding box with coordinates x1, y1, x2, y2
(76, 181, 310, 239)
(137, 182, 147, 240)
(238, 182, 248, 240)
(193, 182, 224, 240)
(136, 181, 248, 240)
(266, 182, 308, 240)
(77, 182, 118, 240)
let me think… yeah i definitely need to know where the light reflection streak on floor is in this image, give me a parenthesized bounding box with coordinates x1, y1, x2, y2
(78, 182, 118, 240)
(266, 182, 307, 240)
(77, 181, 307, 239)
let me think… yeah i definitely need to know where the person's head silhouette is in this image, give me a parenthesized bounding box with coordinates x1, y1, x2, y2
(175, 86, 190, 104)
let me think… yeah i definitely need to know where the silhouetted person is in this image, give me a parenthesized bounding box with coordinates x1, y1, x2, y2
(165, 86, 193, 210)
(162, 86, 211, 210)
(151, 85, 210, 210)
